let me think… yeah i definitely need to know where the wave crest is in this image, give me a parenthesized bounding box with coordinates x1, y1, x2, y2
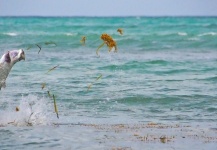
(3, 32, 18, 36)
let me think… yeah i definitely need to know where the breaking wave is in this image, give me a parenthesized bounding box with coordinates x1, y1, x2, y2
(198, 32, 217, 37)
(3, 32, 18, 36)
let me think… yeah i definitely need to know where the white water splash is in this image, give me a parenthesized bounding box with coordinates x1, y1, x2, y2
(198, 32, 217, 36)
(178, 32, 187, 36)
(3, 32, 18, 36)
(65, 32, 78, 36)
(0, 94, 53, 126)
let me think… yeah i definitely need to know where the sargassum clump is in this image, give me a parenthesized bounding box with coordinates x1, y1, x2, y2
(96, 33, 117, 56)
(117, 28, 123, 35)
(80, 36, 86, 46)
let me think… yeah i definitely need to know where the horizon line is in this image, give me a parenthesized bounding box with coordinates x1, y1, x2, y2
(0, 15, 217, 18)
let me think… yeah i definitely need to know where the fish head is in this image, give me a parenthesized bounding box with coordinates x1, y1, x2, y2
(8, 49, 25, 64)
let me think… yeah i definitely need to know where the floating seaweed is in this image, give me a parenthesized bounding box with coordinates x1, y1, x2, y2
(117, 28, 123, 35)
(35, 44, 42, 54)
(87, 74, 102, 91)
(41, 82, 46, 90)
(46, 90, 59, 118)
(160, 136, 167, 143)
(53, 94, 59, 119)
(26, 112, 34, 126)
(7, 121, 16, 125)
(25, 43, 41, 53)
(87, 84, 92, 91)
(96, 43, 105, 56)
(15, 106, 19, 112)
(25, 103, 34, 126)
(26, 45, 32, 50)
(25, 41, 57, 53)
(45, 65, 59, 74)
(96, 33, 117, 56)
(47, 90, 52, 98)
(45, 41, 57, 46)
(80, 36, 86, 46)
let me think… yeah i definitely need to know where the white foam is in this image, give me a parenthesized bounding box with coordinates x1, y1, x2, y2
(178, 32, 187, 36)
(188, 37, 200, 41)
(0, 94, 53, 126)
(3, 32, 18, 36)
(198, 32, 217, 37)
(65, 33, 78, 36)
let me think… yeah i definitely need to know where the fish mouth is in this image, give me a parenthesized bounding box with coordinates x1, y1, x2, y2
(19, 50, 25, 61)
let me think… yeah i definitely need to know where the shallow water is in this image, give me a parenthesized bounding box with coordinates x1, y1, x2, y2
(0, 17, 217, 149)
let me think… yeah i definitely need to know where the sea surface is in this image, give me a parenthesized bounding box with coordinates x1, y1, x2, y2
(0, 17, 217, 149)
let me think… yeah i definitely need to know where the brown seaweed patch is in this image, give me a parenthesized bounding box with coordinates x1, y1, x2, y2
(80, 36, 86, 46)
(117, 28, 123, 35)
(96, 33, 117, 56)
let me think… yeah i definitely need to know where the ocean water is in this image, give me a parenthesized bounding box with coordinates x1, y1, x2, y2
(0, 17, 217, 149)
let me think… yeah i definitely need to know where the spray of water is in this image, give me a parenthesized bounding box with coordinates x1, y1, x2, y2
(0, 94, 54, 127)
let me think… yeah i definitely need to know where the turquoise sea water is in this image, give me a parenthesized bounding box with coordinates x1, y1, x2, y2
(0, 17, 217, 149)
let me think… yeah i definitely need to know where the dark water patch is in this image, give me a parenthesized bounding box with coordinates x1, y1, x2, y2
(154, 68, 190, 75)
(203, 23, 217, 29)
(203, 76, 217, 81)
(149, 108, 166, 113)
(172, 94, 216, 103)
(98, 60, 170, 72)
(116, 96, 182, 106)
(23, 141, 48, 146)
(98, 64, 119, 71)
(207, 107, 217, 112)
(164, 79, 184, 82)
(0, 129, 14, 137)
(146, 60, 169, 65)
(157, 87, 179, 92)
